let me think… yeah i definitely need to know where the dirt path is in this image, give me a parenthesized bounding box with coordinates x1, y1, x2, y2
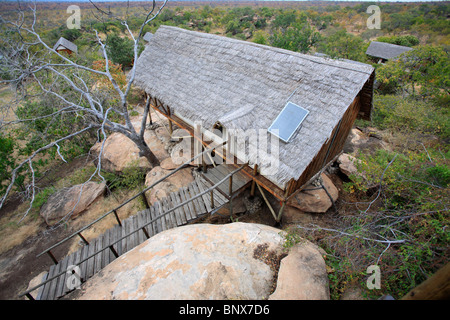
(0, 155, 95, 300)
(0, 224, 75, 300)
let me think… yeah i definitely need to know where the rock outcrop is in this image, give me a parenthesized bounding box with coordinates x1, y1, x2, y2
(337, 153, 361, 178)
(74, 223, 329, 300)
(40, 181, 106, 226)
(89, 116, 170, 174)
(144, 166, 195, 205)
(269, 242, 330, 300)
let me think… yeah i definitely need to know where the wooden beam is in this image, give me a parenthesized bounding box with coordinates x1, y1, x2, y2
(250, 164, 258, 197)
(256, 183, 277, 222)
(401, 262, 450, 300)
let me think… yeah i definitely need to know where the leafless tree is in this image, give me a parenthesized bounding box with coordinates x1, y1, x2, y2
(0, 0, 168, 221)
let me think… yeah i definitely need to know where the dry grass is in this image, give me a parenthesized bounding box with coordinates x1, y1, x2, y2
(0, 202, 42, 255)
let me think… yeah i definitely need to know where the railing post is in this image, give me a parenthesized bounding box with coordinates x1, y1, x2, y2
(109, 245, 119, 258)
(250, 164, 258, 197)
(210, 190, 215, 208)
(47, 250, 58, 265)
(229, 175, 233, 197)
(141, 227, 150, 239)
(25, 293, 35, 300)
(113, 209, 122, 227)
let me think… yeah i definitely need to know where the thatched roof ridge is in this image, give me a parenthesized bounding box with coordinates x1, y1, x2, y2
(53, 37, 78, 54)
(134, 26, 375, 189)
(366, 41, 413, 60)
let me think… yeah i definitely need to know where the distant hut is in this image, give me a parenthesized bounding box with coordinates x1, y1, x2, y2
(366, 41, 413, 63)
(53, 37, 78, 55)
(133, 26, 375, 220)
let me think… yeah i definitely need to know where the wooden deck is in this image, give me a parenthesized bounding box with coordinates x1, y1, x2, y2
(32, 165, 250, 300)
(201, 164, 252, 199)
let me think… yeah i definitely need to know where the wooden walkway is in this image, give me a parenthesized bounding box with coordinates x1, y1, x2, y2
(31, 165, 251, 300)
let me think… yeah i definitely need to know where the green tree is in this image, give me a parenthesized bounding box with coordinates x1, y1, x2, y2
(62, 28, 81, 42)
(317, 29, 366, 62)
(377, 45, 450, 100)
(106, 33, 134, 68)
(376, 35, 420, 47)
(269, 22, 320, 54)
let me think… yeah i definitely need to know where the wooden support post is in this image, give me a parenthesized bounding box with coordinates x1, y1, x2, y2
(210, 190, 215, 208)
(401, 262, 450, 300)
(109, 245, 119, 258)
(202, 146, 207, 173)
(256, 183, 277, 222)
(77, 232, 89, 245)
(141, 227, 150, 239)
(229, 196, 233, 219)
(275, 188, 290, 222)
(25, 293, 35, 300)
(148, 107, 153, 125)
(47, 250, 58, 265)
(167, 107, 173, 135)
(276, 201, 287, 223)
(141, 192, 150, 209)
(250, 164, 258, 197)
(229, 175, 233, 197)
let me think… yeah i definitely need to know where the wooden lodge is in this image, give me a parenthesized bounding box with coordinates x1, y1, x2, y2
(134, 26, 375, 220)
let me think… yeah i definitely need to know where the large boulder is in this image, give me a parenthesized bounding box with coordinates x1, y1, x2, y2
(287, 173, 338, 213)
(74, 223, 328, 300)
(144, 166, 194, 205)
(89, 117, 170, 174)
(40, 182, 106, 226)
(269, 242, 330, 300)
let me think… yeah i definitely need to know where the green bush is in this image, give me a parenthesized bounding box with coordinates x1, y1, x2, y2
(370, 94, 450, 139)
(102, 162, 146, 190)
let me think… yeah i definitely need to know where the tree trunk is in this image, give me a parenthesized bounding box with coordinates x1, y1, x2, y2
(136, 139, 160, 167)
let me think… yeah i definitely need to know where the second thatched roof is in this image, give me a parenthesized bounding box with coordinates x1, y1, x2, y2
(53, 37, 78, 54)
(366, 41, 413, 60)
(134, 26, 375, 190)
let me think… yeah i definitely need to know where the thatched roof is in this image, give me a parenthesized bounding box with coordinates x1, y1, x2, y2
(366, 41, 413, 60)
(53, 37, 77, 54)
(134, 26, 375, 189)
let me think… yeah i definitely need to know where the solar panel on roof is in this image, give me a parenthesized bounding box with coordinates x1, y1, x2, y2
(268, 102, 309, 143)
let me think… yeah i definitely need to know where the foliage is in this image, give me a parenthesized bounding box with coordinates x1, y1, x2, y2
(31, 186, 56, 209)
(252, 30, 267, 45)
(269, 22, 320, 54)
(376, 35, 419, 47)
(317, 29, 367, 62)
(106, 33, 134, 68)
(15, 99, 92, 160)
(0, 133, 25, 195)
(377, 45, 450, 102)
(102, 162, 146, 191)
(61, 28, 81, 42)
(370, 94, 450, 139)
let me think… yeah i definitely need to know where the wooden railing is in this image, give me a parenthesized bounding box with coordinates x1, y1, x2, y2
(19, 142, 249, 299)
(35, 143, 224, 264)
